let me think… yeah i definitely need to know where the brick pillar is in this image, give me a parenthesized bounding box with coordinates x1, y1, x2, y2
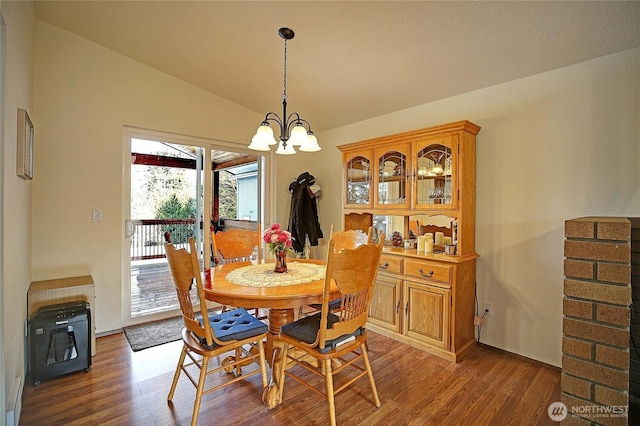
(563, 217, 631, 425)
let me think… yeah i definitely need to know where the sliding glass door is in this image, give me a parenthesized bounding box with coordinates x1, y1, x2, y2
(126, 136, 204, 320)
(122, 128, 267, 325)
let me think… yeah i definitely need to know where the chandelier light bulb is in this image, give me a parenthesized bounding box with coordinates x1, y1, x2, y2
(288, 124, 309, 146)
(248, 135, 271, 151)
(275, 140, 296, 155)
(299, 132, 321, 152)
(248, 124, 276, 151)
(258, 124, 278, 145)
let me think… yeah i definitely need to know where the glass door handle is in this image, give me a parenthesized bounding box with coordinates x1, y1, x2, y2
(124, 219, 135, 239)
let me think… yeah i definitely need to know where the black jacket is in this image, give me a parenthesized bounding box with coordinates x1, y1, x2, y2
(288, 172, 323, 253)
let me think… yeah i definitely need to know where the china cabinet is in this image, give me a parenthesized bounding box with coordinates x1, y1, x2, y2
(338, 120, 480, 362)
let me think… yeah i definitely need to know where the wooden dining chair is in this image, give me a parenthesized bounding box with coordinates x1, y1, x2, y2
(211, 226, 262, 265)
(164, 238, 268, 426)
(211, 225, 266, 318)
(328, 224, 372, 251)
(299, 224, 372, 318)
(277, 234, 385, 426)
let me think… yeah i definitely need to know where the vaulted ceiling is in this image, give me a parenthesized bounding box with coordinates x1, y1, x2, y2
(34, 1, 640, 133)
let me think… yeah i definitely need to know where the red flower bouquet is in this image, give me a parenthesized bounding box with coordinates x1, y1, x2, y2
(263, 223, 292, 273)
(263, 223, 293, 255)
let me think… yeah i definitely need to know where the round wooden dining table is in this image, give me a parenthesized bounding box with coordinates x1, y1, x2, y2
(202, 258, 338, 408)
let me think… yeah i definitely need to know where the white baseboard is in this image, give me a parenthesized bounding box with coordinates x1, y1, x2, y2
(6, 376, 23, 426)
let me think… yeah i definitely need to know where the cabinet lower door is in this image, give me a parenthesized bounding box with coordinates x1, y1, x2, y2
(404, 281, 451, 349)
(369, 274, 401, 333)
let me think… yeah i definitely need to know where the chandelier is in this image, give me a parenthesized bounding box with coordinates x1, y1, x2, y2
(248, 27, 320, 155)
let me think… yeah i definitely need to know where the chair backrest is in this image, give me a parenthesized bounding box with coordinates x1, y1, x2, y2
(212, 225, 261, 264)
(329, 224, 372, 252)
(317, 234, 385, 350)
(164, 238, 215, 347)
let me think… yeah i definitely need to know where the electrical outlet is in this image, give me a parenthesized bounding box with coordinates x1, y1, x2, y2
(484, 301, 493, 316)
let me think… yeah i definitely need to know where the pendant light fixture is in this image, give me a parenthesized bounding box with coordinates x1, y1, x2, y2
(248, 27, 320, 155)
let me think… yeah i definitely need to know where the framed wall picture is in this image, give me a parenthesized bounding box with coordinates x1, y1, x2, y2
(17, 108, 34, 180)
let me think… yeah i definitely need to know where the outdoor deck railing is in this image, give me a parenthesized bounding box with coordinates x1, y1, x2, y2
(130, 219, 199, 260)
(130, 218, 258, 260)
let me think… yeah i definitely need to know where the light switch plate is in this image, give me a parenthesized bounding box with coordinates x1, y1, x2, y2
(92, 209, 103, 222)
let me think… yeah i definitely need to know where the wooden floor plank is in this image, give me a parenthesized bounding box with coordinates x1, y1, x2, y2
(20, 331, 560, 425)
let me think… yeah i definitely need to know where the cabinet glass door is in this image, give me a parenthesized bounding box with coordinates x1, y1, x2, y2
(415, 137, 455, 209)
(345, 154, 372, 207)
(376, 149, 409, 209)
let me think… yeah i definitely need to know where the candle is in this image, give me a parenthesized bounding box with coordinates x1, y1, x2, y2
(435, 232, 444, 245)
(424, 233, 433, 241)
(443, 236, 452, 245)
(417, 236, 426, 252)
(425, 240, 434, 253)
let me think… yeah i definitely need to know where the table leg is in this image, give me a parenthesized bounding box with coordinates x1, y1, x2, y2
(265, 308, 294, 364)
(263, 308, 293, 409)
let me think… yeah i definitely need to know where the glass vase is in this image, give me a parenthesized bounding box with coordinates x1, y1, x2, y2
(274, 251, 288, 273)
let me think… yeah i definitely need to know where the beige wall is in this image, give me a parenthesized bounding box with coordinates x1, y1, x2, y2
(279, 47, 640, 366)
(23, 12, 640, 373)
(32, 20, 263, 333)
(1, 0, 34, 417)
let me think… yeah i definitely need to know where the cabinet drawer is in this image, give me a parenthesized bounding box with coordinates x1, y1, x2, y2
(378, 255, 402, 275)
(404, 260, 452, 284)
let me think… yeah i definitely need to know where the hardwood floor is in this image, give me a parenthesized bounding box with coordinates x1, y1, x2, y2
(20, 332, 560, 425)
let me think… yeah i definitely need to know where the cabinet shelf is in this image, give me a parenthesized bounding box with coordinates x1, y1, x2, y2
(348, 178, 370, 184)
(378, 174, 404, 181)
(420, 174, 451, 180)
(381, 247, 479, 264)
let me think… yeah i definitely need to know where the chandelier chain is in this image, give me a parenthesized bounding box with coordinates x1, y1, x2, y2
(282, 39, 288, 102)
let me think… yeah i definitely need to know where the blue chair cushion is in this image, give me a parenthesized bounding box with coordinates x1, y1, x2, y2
(281, 312, 364, 353)
(195, 308, 267, 346)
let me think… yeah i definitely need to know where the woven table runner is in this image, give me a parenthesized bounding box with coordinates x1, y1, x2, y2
(226, 262, 326, 287)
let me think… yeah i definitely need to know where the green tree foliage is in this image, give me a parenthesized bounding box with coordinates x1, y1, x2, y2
(156, 193, 197, 244)
(131, 164, 195, 219)
(131, 154, 245, 245)
(156, 193, 196, 219)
